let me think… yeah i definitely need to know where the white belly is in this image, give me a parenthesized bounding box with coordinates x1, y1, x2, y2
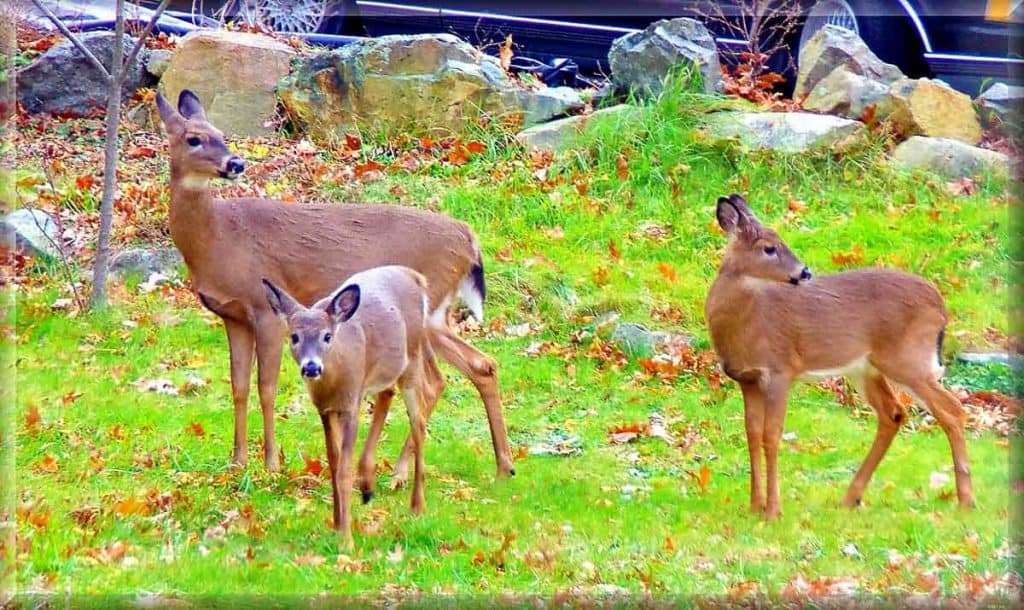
(797, 354, 872, 383)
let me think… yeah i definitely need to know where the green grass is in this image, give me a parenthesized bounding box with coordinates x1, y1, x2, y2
(9, 81, 1018, 603)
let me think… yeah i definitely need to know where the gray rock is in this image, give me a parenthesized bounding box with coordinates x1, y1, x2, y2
(511, 86, 585, 126)
(609, 18, 722, 97)
(610, 322, 692, 355)
(0, 209, 60, 259)
(956, 352, 1019, 367)
(794, 25, 903, 99)
(977, 81, 1023, 122)
(145, 48, 173, 78)
(802, 66, 891, 120)
(110, 248, 184, 279)
(515, 104, 639, 151)
(17, 32, 153, 116)
(890, 136, 1008, 179)
(704, 111, 864, 153)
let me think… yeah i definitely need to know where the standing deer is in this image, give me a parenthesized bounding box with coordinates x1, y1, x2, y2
(705, 194, 975, 520)
(156, 89, 514, 479)
(252, 267, 433, 547)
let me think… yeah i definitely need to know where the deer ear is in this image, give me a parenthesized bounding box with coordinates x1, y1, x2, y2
(727, 193, 758, 225)
(716, 197, 742, 234)
(177, 89, 207, 120)
(155, 92, 184, 134)
(328, 285, 360, 323)
(262, 278, 299, 318)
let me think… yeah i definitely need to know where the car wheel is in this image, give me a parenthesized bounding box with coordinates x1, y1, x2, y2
(256, 0, 327, 34)
(797, 0, 928, 78)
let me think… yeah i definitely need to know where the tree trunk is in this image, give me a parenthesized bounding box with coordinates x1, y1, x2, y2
(89, 0, 126, 310)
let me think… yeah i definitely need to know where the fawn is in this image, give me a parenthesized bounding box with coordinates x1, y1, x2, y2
(260, 266, 434, 546)
(156, 89, 513, 478)
(705, 194, 974, 520)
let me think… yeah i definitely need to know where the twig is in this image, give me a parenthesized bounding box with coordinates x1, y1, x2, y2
(29, 0, 111, 80)
(118, 0, 172, 88)
(31, 161, 86, 311)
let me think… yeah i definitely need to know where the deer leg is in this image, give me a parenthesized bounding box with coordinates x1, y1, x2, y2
(906, 378, 975, 509)
(254, 317, 285, 472)
(326, 409, 357, 549)
(739, 382, 766, 514)
(842, 373, 904, 508)
(761, 379, 790, 521)
(400, 380, 427, 516)
(358, 389, 394, 503)
(394, 347, 444, 485)
(224, 319, 255, 467)
(319, 411, 341, 531)
(429, 326, 515, 477)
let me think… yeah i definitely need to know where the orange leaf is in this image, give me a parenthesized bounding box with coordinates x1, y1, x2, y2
(35, 454, 59, 474)
(187, 421, 205, 437)
(354, 160, 384, 179)
(127, 145, 157, 159)
(62, 391, 83, 406)
(665, 536, 676, 552)
(304, 456, 325, 477)
(830, 245, 865, 267)
(657, 262, 678, 283)
(593, 266, 610, 286)
(698, 464, 711, 492)
(498, 34, 514, 72)
(616, 154, 629, 181)
(24, 404, 41, 431)
(344, 133, 362, 151)
(75, 175, 96, 190)
(608, 239, 621, 262)
(112, 496, 150, 517)
(466, 141, 486, 155)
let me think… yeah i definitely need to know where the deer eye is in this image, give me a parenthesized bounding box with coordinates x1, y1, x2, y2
(290, 333, 299, 345)
(763, 246, 777, 256)
(323, 332, 332, 344)
(186, 136, 202, 147)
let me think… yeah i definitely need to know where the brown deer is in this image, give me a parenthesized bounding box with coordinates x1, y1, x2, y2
(156, 89, 514, 478)
(705, 194, 975, 520)
(248, 267, 433, 547)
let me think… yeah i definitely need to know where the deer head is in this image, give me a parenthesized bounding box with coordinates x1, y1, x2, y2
(156, 89, 245, 188)
(715, 194, 812, 286)
(262, 278, 361, 381)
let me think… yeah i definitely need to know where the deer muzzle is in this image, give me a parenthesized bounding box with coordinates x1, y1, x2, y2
(789, 267, 812, 285)
(220, 156, 245, 180)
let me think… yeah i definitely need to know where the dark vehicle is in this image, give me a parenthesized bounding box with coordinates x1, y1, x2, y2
(151, 1, 1022, 94)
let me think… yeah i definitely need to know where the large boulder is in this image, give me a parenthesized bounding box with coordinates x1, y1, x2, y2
(512, 87, 586, 126)
(704, 111, 864, 153)
(279, 34, 523, 140)
(976, 81, 1023, 126)
(794, 25, 903, 99)
(17, 32, 153, 116)
(801, 66, 890, 120)
(609, 18, 723, 97)
(879, 78, 981, 144)
(110, 248, 184, 279)
(159, 30, 295, 137)
(890, 136, 1008, 179)
(0, 209, 61, 259)
(515, 105, 640, 151)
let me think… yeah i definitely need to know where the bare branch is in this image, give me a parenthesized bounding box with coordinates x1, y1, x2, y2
(29, 0, 112, 81)
(118, 0, 172, 87)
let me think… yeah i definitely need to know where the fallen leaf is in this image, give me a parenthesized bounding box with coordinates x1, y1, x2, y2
(616, 154, 629, 180)
(946, 177, 976, 196)
(187, 421, 205, 437)
(304, 456, 325, 477)
(498, 34, 514, 71)
(656, 262, 678, 283)
(294, 553, 326, 567)
(35, 454, 59, 474)
(112, 496, 150, 517)
(608, 239, 621, 261)
(24, 404, 41, 431)
(831, 245, 865, 267)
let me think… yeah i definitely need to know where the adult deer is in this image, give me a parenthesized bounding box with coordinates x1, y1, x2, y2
(156, 89, 514, 478)
(705, 194, 974, 520)
(254, 266, 434, 547)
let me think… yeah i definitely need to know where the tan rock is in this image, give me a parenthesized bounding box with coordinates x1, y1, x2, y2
(795, 25, 903, 99)
(159, 31, 295, 137)
(879, 78, 981, 144)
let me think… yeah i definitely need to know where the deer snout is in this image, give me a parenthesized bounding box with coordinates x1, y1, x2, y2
(789, 267, 812, 285)
(300, 359, 323, 379)
(220, 157, 245, 179)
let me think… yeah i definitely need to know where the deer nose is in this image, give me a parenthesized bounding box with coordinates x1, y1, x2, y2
(300, 361, 322, 379)
(800, 267, 812, 281)
(225, 157, 245, 176)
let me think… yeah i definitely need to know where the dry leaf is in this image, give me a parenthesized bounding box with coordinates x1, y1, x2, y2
(498, 34, 514, 71)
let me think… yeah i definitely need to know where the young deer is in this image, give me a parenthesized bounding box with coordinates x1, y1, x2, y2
(156, 89, 514, 478)
(258, 266, 434, 547)
(705, 194, 975, 520)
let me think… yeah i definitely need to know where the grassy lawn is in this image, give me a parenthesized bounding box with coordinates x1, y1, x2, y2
(6, 84, 1020, 604)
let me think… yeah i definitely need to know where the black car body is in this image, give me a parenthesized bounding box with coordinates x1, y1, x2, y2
(150, 1, 1022, 94)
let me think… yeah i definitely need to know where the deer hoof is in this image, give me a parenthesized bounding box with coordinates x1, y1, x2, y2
(389, 476, 408, 491)
(361, 489, 374, 504)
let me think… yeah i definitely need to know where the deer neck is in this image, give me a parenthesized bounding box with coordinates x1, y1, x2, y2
(168, 169, 218, 267)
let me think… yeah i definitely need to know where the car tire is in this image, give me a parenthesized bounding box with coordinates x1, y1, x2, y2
(797, 0, 928, 78)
